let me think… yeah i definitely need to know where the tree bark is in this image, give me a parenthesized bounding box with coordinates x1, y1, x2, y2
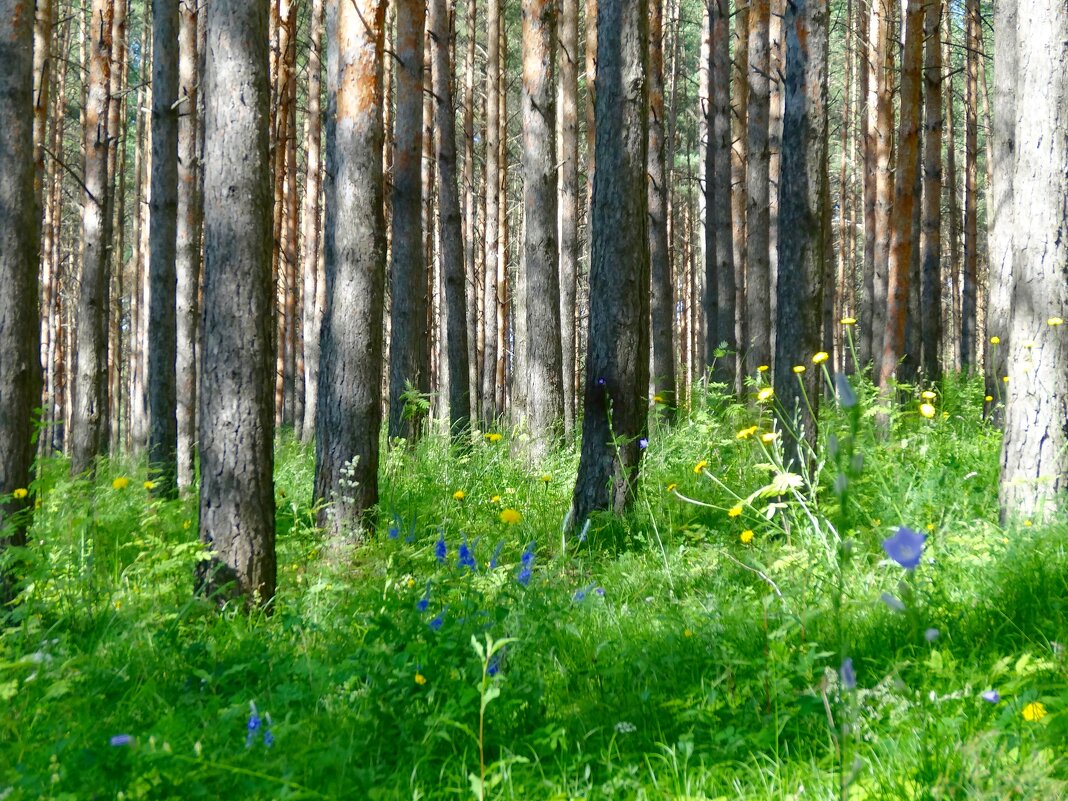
(464, 0, 480, 424)
(867, 0, 892, 378)
(961, 0, 979, 373)
(943, 5, 960, 371)
(197, 0, 276, 606)
(744, 0, 770, 378)
(481, 0, 500, 427)
(571, 0, 649, 528)
(558, 0, 578, 437)
(920, 0, 942, 383)
(710, 0, 735, 388)
(730, 1, 749, 395)
(314, 0, 387, 537)
(999, 0, 1068, 522)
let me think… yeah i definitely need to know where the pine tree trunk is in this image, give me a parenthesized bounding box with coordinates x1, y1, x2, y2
(0, 0, 39, 598)
(731, 1, 749, 395)
(71, 0, 113, 476)
(711, 0, 735, 388)
(481, 0, 500, 427)
(943, 5, 960, 371)
(920, 0, 942, 383)
(494, 20, 509, 418)
(868, 0, 892, 378)
(558, 0, 578, 438)
(197, 0, 276, 606)
(571, 0, 649, 528)
(744, 0, 770, 378)
(300, 0, 323, 443)
(835, 0, 852, 371)
(961, 0, 979, 373)
(464, 0, 480, 424)
(999, 0, 1068, 522)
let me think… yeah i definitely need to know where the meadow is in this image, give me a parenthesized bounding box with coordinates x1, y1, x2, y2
(1, 373, 1066, 800)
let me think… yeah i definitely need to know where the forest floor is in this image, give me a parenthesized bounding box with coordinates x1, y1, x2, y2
(1, 373, 1066, 800)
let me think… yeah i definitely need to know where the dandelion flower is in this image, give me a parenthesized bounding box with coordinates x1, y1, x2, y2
(1002, 375, 1010, 383)
(793, 365, 806, 374)
(919, 403, 936, 419)
(666, 483, 678, 493)
(757, 364, 769, 373)
(653, 394, 665, 403)
(812, 351, 829, 364)
(1049, 317, 1064, 327)
(985, 395, 993, 402)
(1022, 702, 1048, 722)
(490, 494, 502, 503)
(414, 673, 427, 685)
(840, 317, 857, 326)
(728, 505, 743, 518)
(453, 489, 465, 501)
(143, 480, 156, 490)
(990, 335, 1001, 345)
(757, 387, 774, 402)
(693, 460, 708, 474)
(540, 474, 552, 483)
(499, 508, 522, 525)
(1024, 519, 1033, 528)
(736, 425, 759, 439)
(761, 432, 779, 443)
(921, 390, 937, 400)
(112, 476, 130, 490)
(740, 529, 754, 544)
(485, 432, 503, 442)
(12, 488, 27, 500)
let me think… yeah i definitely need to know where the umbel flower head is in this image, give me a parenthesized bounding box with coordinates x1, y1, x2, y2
(882, 526, 926, 570)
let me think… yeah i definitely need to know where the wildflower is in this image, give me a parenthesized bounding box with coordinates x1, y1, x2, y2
(728, 505, 743, 518)
(740, 529, 754, 544)
(499, 508, 522, 525)
(143, 480, 156, 491)
(653, 394, 664, 403)
(12, 488, 27, 500)
(434, 532, 447, 563)
(458, 537, 477, 571)
(594, 587, 605, 596)
(109, 734, 132, 747)
(921, 390, 937, 400)
(485, 432, 503, 442)
(736, 425, 759, 439)
(757, 387, 774, 402)
(985, 395, 993, 402)
(840, 658, 856, 690)
(761, 432, 779, 443)
(246, 705, 261, 748)
(882, 526, 926, 570)
(517, 542, 535, 586)
(263, 716, 274, 748)
(1022, 702, 1048, 722)
(428, 612, 445, 631)
(453, 489, 465, 501)
(414, 673, 427, 686)
(926, 523, 935, 531)
(573, 584, 594, 602)
(490, 494, 501, 503)
(638, 437, 648, 450)
(840, 317, 857, 326)
(793, 365, 806, 374)
(990, 335, 1001, 345)
(919, 403, 936, 419)
(1024, 519, 1033, 528)
(1049, 317, 1064, 326)
(614, 721, 637, 734)
(112, 476, 130, 490)
(925, 628, 941, 642)
(1002, 375, 1009, 383)
(757, 364, 769, 373)
(812, 351, 829, 364)
(541, 474, 552, 483)
(981, 690, 1001, 704)
(183, 520, 192, 530)
(666, 483, 678, 493)
(693, 460, 708, 474)
(880, 592, 906, 612)
(835, 373, 857, 408)
(487, 651, 502, 677)
(416, 581, 431, 612)
(388, 523, 400, 539)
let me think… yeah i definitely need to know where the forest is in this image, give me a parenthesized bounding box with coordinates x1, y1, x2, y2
(1, 0, 1066, 797)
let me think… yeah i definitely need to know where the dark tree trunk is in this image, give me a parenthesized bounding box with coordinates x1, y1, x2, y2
(0, 0, 39, 600)
(197, 0, 276, 606)
(314, 0, 387, 537)
(920, 0, 942, 383)
(744, 0, 771, 378)
(571, 0, 649, 528)
(710, 0, 736, 388)
(730, 1, 749, 396)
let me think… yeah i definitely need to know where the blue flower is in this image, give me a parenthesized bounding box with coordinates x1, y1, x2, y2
(388, 515, 401, 539)
(487, 650, 503, 677)
(882, 526, 926, 570)
(109, 734, 132, 747)
(246, 706, 261, 748)
(639, 437, 648, 450)
(840, 657, 856, 690)
(416, 581, 431, 612)
(981, 689, 1000, 704)
(428, 611, 444, 631)
(434, 532, 447, 564)
(517, 542, 535, 586)
(925, 627, 940, 642)
(263, 714, 274, 748)
(458, 537, 477, 571)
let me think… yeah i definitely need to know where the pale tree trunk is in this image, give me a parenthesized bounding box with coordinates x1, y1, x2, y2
(71, 0, 113, 476)
(834, 0, 851, 371)
(999, 0, 1068, 523)
(105, 0, 126, 450)
(429, 0, 472, 441)
(198, 0, 276, 606)
(32, 0, 53, 240)
(943, 5, 960, 371)
(271, 0, 295, 428)
(710, 0, 735, 387)
(558, 0, 578, 438)
(730, 1, 749, 395)
(494, 20, 508, 418)
(148, 0, 180, 493)
(314, 0, 387, 536)
(0, 0, 39, 599)
(878, 0, 922, 389)
(920, 0, 942, 383)
(858, 0, 874, 366)
(648, 0, 675, 418)
(961, 0, 979, 373)
(481, 0, 500, 427)
(130, 19, 151, 455)
(744, 0, 770, 378)
(571, 0, 649, 528)
(464, 0, 479, 424)
(774, 0, 827, 462)
(176, 0, 201, 486)
(300, 0, 323, 443)
(768, 0, 784, 352)
(284, 24, 299, 429)
(867, 0, 892, 377)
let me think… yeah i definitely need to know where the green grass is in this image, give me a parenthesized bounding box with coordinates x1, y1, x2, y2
(1, 373, 1066, 800)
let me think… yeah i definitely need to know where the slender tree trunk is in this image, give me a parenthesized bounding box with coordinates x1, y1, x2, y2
(774, 0, 828, 461)
(283, 20, 299, 430)
(558, 0, 578, 438)
(32, 0, 54, 240)
(731, 1, 749, 394)
(943, 5, 960, 371)
(920, 0, 942, 383)
(71, 0, 113, 476)
(464, 0, 480, 424)
(859, 0, 874, 365)
(0, 0, 39, 599)
(744, 0, 770, 378)
(571, 0, 649, 528)
(710, 0, 735, 388)
(961, 0, 979, 373)
(868, 0, 892, 378)
(768, 0, 784, 351)
(197, 0, 276, 606)
(878, 0, 922, 388)
(104, 0, 126, 451)
(481, 0, 500, 427)
(300, 0, 323, 443)
(494, 19, 509, 417)
(835, 0, 852, 370)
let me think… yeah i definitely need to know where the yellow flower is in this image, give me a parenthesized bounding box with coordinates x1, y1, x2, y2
(985, 395, 993, 402)
(1022, 702, 1048, 722)
(1024, 519, 1033, 528)
(761, 432, 779, 443)
(840, 317, 857, 326)
(812, 351, 829, 364)
(540, 474, 551, 484)
(666, 483, 678, 493)
(406, 577, 416, 588)
(919, 403, 936, 419)
(453, 489, 465, 501)
(740, 529, 755, 544)
(112, 477, 130, 490)
(490, 494, 502, 504)
(1003, 375, 1010, 383)
(921, 390, 937, 400)
(485, 432, 502, 442)
(793, 365, 806, 374)
(143, 480, 156, 491)
(736, 425, 759, 439)
(757, 387, 774, 402)
(990, 335, 1001, 345)
(183, 519, 192, 530)
(728, 505, 743, 518)
(499, 508, 522, 525)
(12, 488, 28, 500)
(1049, 317, 1064, 326)
(683, 628, 694, 638)
(693, 460, 708, 474)
(414, 673, 427, 686)
(653, 394, 665, 403)
(757, 364, 769, 373)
